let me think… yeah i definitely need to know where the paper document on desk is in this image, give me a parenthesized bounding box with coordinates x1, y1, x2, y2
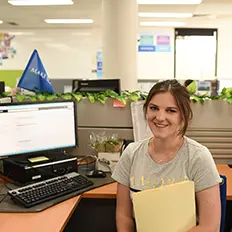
(132, 180, 196, 232)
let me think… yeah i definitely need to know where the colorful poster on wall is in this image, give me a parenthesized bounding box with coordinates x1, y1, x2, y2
(138, 33, 155, 52)
(0, 32, 16, 65)
(96, 51, 102, 78)
(138, 33, 171, 52)
(155, 34, 171, 52)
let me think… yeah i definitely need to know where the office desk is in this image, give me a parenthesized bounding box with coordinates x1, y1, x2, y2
(217, 164, 230, 170)
(0, 181, 117, 232)
(0, 164, 231, 232)
(217, 164, 232, 200)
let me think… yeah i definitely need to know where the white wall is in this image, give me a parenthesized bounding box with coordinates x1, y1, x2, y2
(1, 26, 232, 85)
(0, 29, 101, 79)
(137, 27, 174, 80)
(0, 28, 175, 82)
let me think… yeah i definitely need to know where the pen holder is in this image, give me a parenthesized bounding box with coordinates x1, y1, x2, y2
(77, 156, 96, 173)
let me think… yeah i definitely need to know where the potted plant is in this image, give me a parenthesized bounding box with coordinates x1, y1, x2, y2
(90, 132, 123, 172)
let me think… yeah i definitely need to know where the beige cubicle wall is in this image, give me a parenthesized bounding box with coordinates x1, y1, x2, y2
(72, 98, 133, 157)
(187, 100, 232, 163)
(73, 98, 232, 164)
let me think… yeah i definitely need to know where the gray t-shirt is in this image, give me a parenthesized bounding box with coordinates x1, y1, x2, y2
(112, 136, 221, 194)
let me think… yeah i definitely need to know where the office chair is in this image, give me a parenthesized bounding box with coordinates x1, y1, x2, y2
(120, 139, 134, 154)
(220, 175, 227, 232)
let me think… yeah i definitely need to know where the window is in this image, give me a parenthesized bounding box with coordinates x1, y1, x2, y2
(174, 28, 218, 80)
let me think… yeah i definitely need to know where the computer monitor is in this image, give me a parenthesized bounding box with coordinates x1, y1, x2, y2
(0, 100, 77, 159)
(72, 79, 121, 95)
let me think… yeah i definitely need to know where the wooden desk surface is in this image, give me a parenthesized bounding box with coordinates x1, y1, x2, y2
(0, 164, 231, 232)
(217, 164, 232, 201)
(82, 182, 117, 199)
(217, 164, 230, 170)
(0, 182, 117, 232)
(0, 196, 81, 232)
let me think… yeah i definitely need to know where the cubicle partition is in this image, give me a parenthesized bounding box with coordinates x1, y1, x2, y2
(72, 98, 232, 164)
(72, 98, 134, 157)
(187, 100, 232, 163)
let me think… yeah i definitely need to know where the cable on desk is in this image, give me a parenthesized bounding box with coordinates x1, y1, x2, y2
(0, 194, 8, 205)
(0, 171, 21, 190)
(0, 172, 14, 190)
(4, 183, 12, 190)
(0, 174, 7, 182)
(0, 171, 11, 182)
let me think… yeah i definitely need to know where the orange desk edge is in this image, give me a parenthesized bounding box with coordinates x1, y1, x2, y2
(0, 180, 117, 232)
(0, 164, 231, 232)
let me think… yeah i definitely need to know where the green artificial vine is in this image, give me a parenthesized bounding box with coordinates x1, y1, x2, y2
(11, 90, 148, 105)
(219, 87, 232, 104)
(190, 87, 232, 105)
(0, 91, 10, 98)
(1, 87, 232, 105)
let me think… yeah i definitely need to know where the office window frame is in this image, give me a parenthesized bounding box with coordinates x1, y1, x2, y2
(174, 28, 218, 79)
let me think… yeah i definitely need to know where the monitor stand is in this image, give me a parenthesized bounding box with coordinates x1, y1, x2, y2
(1, 151, 77, 185)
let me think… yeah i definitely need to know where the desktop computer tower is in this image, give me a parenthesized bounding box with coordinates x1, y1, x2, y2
(2, 153, 78, 184)
(0, 82, 5, 94)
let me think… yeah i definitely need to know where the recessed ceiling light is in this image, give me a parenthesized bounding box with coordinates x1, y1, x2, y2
(8, 0, 73, 6)
(139, 13, 193, 18)
(0, 20, 3, 24)
(140, 21, 186, 26)
(137, 0, 202, 4)
(45, 19, 94, 24)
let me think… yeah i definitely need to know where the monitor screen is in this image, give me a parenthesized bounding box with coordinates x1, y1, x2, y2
(0, 101, 77, 158)
(72, 79, 121, 95)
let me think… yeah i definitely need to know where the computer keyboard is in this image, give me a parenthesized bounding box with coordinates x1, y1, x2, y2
(8, 172, 94, 208)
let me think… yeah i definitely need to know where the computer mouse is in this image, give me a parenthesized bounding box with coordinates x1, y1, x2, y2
(86, 170, 106, 178)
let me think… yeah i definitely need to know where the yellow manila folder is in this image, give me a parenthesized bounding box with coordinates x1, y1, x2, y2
(132, 180, 196, 232)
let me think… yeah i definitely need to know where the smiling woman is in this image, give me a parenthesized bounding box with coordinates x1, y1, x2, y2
(143, 79, 193, 137)
(112, 79, 221, 232)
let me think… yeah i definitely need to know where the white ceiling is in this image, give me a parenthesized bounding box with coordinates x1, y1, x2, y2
(0, 0, 232, 30)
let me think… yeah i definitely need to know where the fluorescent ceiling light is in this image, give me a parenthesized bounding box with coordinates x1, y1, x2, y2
(45, 43, 70, 52)
(71, 32, 92, 36)
(137, 0, 202, 4)
(29, 38, 53, 42)
(7, 32, 34, 35)
(139, 13, 193, 18)
(0, 20, 3, 24)
(45, 19, 94, 24)
(8, 0, 73, 6)
(140, 21, 186, 26)
(46, 43, 69, 49)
